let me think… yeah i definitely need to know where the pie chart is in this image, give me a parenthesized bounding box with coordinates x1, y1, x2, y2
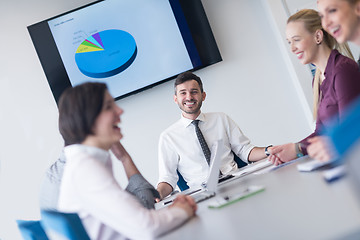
(75, 29, 137, 78)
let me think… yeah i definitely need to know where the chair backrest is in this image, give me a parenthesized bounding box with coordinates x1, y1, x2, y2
(177, 169, 189, 191)
(16, 220, 49, 240)
(233, 153, 247, 168)
(41, 210, 90, 240)
(177, 151, 247, 191)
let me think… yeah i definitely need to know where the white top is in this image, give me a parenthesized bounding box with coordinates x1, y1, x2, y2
(158, 112, 255, 189)
(58, 144, 188, 240)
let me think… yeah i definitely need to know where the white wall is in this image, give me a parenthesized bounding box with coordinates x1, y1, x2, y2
(0, 0, 313, 239)
(263, 0, 315, 127)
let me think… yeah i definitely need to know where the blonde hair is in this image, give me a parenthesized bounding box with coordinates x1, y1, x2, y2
(288, 9, 354, 119)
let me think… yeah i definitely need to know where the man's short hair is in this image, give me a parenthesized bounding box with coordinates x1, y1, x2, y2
(58, 82, 107, 146)
(174, 71, 203, 94)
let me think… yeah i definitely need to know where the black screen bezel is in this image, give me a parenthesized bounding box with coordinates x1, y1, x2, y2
(27, 0, 222, 104)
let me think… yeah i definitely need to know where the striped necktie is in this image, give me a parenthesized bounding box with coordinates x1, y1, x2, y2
(192, 120, 211, 165)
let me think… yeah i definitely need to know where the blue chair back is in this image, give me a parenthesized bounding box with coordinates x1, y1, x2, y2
(16, 220, 49, 240)
(41, 210, 90, 240)
(177, 169, 189, 191)
(234, 153, 247, 168)
(176, 151, 247, 191)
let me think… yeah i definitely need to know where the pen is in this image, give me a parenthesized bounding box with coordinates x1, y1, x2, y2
(163, 188, 203, 205)
(163, 200, 173, 205)
(223, 188, 250, 201)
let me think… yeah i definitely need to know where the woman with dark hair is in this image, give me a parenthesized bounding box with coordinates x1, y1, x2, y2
(57, 82, 196, 240)
(40, 83, 159, 210)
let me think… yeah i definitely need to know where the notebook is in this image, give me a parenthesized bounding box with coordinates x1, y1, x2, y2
(214, 158, 274, 185)
(160, 139, 224, 206)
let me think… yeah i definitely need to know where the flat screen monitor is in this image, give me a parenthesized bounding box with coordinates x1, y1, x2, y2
(27, 0, 222, 103)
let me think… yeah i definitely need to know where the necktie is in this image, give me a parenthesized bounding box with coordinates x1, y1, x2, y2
(192, 120, 211, 165)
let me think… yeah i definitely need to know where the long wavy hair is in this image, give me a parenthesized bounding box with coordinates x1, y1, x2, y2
(287, 9, 354, 119)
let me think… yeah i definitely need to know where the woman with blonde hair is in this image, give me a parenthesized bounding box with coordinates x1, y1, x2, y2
(318, 0, 360, 45)
(269, 9, 360, 165)
(305, 0, 360, 161)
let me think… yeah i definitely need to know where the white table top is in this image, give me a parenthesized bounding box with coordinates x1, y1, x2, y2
(158, 157, 360, 240)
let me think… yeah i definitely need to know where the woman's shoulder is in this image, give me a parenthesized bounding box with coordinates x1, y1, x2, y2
(333, 50, 359, 71)
(331, 52, 360, 89)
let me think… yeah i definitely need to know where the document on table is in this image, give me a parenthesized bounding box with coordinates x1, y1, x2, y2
(254, 164, 277, 174)
(208, 185, 265, 209)
(258, 156, 307, 174)
(232, 159, 273, 177)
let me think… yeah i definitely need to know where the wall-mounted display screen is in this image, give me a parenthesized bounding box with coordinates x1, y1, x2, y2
(28, 0, 222, 103)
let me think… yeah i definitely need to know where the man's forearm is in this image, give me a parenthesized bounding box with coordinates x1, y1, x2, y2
(248, 147, 267, 162)
(157, 182, 173, 199)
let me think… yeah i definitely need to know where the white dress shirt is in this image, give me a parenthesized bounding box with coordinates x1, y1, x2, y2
(158, 112, 255, 190)
(39, 150, 66, 210)
(58, 144, 188, 240)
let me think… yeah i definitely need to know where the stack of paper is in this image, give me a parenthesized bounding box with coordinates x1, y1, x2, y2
(232, 159, 273, 177)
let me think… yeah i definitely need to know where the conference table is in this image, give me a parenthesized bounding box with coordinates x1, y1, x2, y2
(158, 157, 360, 240)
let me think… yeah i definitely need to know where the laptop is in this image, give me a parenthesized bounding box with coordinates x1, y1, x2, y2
(159, 139, 224, 207)
(188, 140, 223, 203)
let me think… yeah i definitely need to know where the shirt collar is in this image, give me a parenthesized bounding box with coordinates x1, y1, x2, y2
(65, 144, 110, 164)
(180, 112, 205, 128)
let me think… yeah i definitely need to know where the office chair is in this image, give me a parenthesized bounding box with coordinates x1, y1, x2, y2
(234, 153, 247, 168)
(16, 220, 49, 240)
(40, 210, 90, 240)
(177, 169, 190, 191)
(176, 152, 247, 191)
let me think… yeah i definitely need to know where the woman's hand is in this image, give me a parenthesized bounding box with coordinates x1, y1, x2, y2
(307, 136, 336, 162)
(268, 143, 297, 165)
(111, 141, 130, 162)
(111, 141, 140, 178)
(171, 195, 197, 217)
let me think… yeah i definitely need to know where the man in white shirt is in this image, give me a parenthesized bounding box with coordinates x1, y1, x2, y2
(157, 71, 275, 199)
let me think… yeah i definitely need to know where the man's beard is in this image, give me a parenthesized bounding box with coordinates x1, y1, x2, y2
(178, 100, 202, 114)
